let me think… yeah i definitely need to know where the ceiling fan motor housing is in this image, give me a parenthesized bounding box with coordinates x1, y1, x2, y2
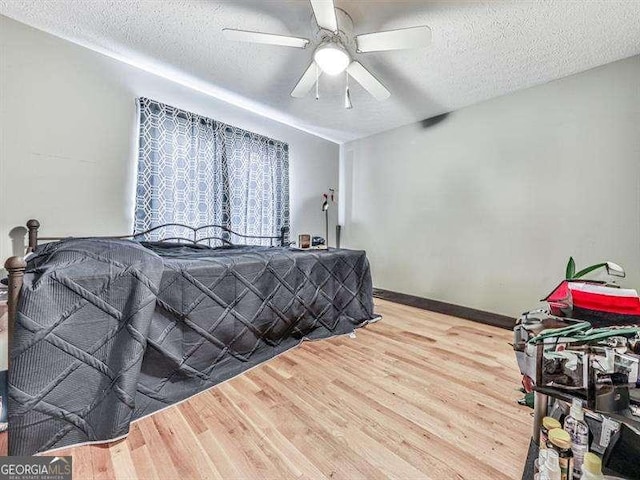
(310, 7, 355, 53)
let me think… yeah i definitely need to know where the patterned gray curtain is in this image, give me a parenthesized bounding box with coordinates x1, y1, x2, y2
(135, 98, 289, 244)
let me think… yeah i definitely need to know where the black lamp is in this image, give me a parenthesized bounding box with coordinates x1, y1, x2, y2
(322, 195, 329, 247)
(321, 188, 335, 247)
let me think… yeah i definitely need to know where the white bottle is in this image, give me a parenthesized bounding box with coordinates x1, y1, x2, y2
(580, 452, 605, 480)
(564, 398, 590, 476)
(541, 450, 561, 480)
(535, 448, 549, 479)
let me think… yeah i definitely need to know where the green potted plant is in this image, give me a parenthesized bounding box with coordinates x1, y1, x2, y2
(565, 257, 625, 282)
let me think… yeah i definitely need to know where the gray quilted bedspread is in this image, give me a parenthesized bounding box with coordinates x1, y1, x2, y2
(9, 239, 376, 455)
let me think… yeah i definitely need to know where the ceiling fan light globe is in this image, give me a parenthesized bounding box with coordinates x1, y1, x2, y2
(313, 43, 350, 76)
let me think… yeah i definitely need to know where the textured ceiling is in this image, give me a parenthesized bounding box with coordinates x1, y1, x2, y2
(1, 1, 640, 143)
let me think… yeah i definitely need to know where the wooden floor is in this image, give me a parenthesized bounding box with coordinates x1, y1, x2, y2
(51, 299, 531, 479)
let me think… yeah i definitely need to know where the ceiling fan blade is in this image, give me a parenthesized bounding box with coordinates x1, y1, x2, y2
(356, 26, 431, 53)
(291, 62, 320, 98)
(346, 61, 390, 101)
(310, 0, 338, 32)
(223, 29, 309, 48)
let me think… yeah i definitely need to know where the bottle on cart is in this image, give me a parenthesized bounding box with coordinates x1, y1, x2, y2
(541, 417, 562, 449)
(548, 428, 573, 480)
(579, 452, 604, 480)
(541, 449, 562, 480)
(564, 398, 589, 476)
(535, 448, 549, 477)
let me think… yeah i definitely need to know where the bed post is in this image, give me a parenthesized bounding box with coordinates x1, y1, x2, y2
(4, 256, 26, 455)
(280, 226, 289, 247)
(26, 219, 40, 253)
(4, 256, 25, 353)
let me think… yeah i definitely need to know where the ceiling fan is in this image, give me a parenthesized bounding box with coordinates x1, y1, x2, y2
(222, 0, 431, 108)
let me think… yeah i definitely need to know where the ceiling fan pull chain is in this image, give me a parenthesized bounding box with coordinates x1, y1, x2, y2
(315, 63, 320, 100)
(344, 70, 353, 109)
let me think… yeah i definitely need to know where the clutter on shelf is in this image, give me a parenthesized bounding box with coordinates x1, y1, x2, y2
(514, 259, 640, 480)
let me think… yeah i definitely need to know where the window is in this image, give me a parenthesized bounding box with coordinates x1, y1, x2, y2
(134, 98, 289, 244)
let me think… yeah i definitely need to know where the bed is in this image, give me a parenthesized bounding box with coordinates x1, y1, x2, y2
(4, 220, 378, 455)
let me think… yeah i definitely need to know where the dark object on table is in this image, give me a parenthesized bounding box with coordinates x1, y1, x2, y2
(312, 236, 325, 246)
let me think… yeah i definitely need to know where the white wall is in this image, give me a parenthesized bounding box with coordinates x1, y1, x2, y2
(341, 55, 640, 317)
(0, 15, 339, 262)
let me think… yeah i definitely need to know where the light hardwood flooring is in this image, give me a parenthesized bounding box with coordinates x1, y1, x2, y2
(50, 299, 532, 479)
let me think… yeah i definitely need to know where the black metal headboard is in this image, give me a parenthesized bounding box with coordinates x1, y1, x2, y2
(26, 219, 289, 252)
